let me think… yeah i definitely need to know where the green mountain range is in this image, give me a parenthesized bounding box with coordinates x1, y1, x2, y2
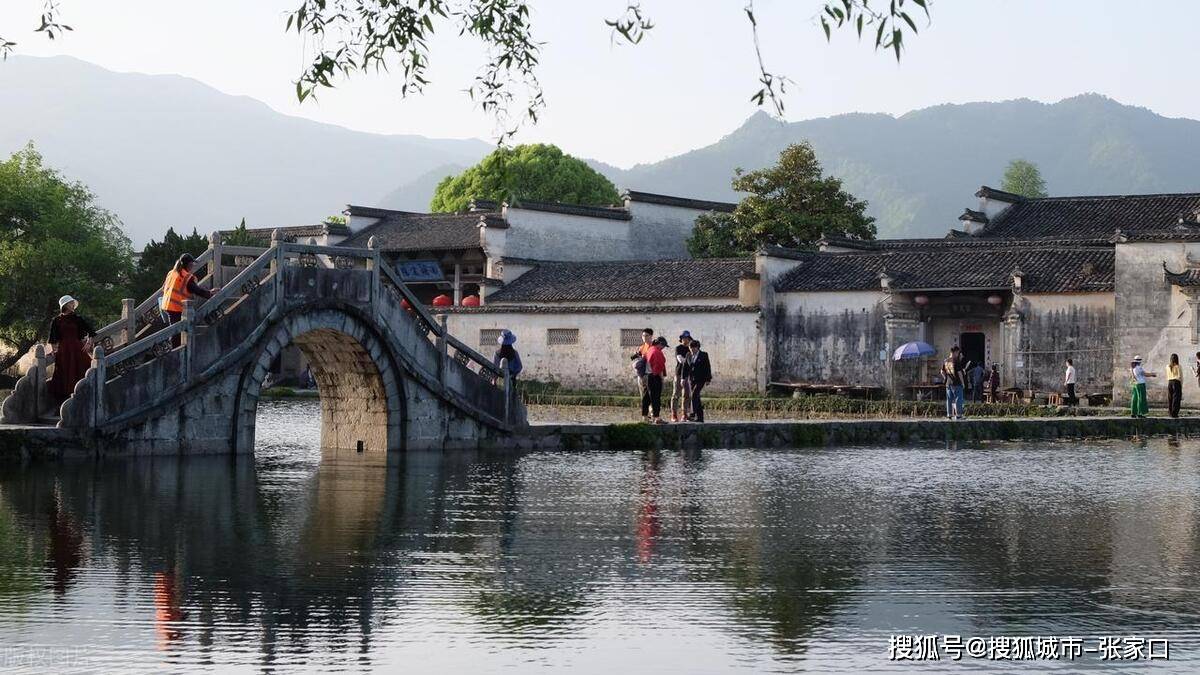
(5, 55, 1200, 242)
(600, 95, 1200, 238)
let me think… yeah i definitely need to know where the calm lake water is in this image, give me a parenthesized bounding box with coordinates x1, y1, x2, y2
(1, 400, 1199, 672)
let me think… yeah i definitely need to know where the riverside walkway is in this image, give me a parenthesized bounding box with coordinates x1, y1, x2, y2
(4, 413, 1200, 460)
(0, 232, 525, 454)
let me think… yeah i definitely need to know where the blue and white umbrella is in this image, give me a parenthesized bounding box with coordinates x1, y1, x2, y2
(892, 341, 936, 361)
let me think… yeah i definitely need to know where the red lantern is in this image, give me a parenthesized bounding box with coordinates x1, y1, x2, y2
(401, 298, 412, 311)
(461, 295, 481, 307)
(432, 294, 453, 307)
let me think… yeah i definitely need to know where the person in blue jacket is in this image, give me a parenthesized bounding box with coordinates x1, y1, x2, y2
(493, 329, 523, 380)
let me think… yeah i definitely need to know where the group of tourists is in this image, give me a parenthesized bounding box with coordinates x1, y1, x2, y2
(43, 254, 218, 406)
(939, 346, 999, 419)
(1126, 352, 1200, 419)
(630, 328, 713, 424)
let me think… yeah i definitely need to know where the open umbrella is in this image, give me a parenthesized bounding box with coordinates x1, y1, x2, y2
(892, 341, 936, 361)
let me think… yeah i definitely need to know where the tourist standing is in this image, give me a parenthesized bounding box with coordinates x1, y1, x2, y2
(1167, 353, 1182, 418)
(988, 364, 1001, 402)
(688, 340, 713, 423)
(1193, 351, 1200, 391)
(47, 295, 95, 405)
(642, 336, 668, 424)
(493, 330, 523, 381)
(631, 328, 654, 411)
(969, 362, 985, 403)
(160, 254, 218, 325)
(1129, 355, 1155, 418)
(671, 331, 694, 422)
(1064, 358, 1077, 406)
(941, 346, 966, 419)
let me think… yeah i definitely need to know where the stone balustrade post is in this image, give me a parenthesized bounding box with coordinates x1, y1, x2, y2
(436, 314, 448, 385)
(92, 344, 106, 426)
(33, 344, 46, 419)
(182, 300, 194, 382)
(209, 231, 224, 287)
(271, 228, 284, 306)
(501, 357, 511, 424)
(367, 235, 380, 304)
(121, 298, 135, 346)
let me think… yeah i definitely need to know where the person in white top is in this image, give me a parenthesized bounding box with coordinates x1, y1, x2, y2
(1130, 355, 1156, 418)
(1063, 358, 1077, 407)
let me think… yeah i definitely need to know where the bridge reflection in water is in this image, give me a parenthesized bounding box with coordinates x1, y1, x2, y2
(3, 403, 1200, 672)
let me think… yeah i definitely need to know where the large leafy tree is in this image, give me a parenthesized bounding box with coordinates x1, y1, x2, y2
(430, 144, 619, 213)
(1001, 159, 1049, 198)
(0, 144, 134, 371)
(128, 227, 208, 302)
(688, 142, 875, 258)
(2, 2, 930, 140)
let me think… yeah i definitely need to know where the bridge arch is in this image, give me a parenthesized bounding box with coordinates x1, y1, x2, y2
(234, 307, 406, 453)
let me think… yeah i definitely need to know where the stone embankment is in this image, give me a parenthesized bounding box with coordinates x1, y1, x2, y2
(4, 415, 1200, 460)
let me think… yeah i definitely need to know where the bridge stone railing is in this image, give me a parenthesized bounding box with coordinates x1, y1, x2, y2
(49, 232, 519, 437)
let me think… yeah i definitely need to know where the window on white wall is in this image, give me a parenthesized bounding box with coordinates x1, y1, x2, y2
(480, 329, 503, 347)
(619, 329, 643, 347)
(547, 328, 580, 346)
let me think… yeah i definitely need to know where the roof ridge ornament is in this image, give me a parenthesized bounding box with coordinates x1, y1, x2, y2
(1110, 227, 1128, 244)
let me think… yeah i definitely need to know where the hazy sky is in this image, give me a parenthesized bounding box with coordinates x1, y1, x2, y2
(1, 0, 1195, 167)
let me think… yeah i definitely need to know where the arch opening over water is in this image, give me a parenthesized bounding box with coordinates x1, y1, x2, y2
(236, 310, 405, 454)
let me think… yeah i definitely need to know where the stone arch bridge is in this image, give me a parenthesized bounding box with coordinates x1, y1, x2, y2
(2, 234, 525, 453)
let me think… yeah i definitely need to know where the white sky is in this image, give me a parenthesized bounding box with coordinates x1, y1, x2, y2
(0, 0, 1194, 167)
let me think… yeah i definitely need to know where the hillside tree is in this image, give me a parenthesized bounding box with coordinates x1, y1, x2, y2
(2, 1, 931, 141)
(0, 144, 134, 371)
(430, 144, 619, 213)
(688, 142, 876, 258)
(1001, 159, 1048, 198)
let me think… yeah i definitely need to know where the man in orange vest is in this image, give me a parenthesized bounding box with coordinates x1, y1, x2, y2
(160, 254, 218, 341)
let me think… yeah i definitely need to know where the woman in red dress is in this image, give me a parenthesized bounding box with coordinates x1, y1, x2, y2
(47, 295, 95, 404)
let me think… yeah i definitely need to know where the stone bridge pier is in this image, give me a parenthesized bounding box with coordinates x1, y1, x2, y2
(2, 236, 526, 454)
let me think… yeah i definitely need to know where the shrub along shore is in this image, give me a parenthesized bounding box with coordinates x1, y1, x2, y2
(518, 382, 1110, 419)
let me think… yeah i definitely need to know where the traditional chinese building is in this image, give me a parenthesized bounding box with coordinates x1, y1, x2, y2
(759, 186, 1200, 403)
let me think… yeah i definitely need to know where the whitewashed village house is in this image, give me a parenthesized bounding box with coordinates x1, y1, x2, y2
(239, 184, 1200, 403)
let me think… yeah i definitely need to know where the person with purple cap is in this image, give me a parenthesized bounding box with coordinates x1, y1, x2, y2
(670, 330, 694, 422)
(493, 329, 522, 380)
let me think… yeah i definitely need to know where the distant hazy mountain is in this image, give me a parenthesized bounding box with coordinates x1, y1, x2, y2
(377, 163, 468, 212)
(604, 96, 1200, 238)
(7, 55, 1200, 243)
(0, 56, 491, 243)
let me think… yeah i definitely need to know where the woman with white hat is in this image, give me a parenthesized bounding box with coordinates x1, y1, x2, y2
(1129, 355, 1156, 419)
(47, 295, 95, 404)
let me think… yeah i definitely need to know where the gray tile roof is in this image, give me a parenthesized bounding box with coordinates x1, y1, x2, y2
(487, 258, 754, 303)
(775, 246, 1114, 293)
(976, 192, 1200, 240)
(1164, 263, 1200, 287)
(340, 211, 505, 253)
(508, 199, 631, 221)
(218, 222, 351, 243)
(624, 190, 737, 213)
(818, 235, 1111, 251)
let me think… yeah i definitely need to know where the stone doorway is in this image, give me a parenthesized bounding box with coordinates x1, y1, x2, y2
(960, 332, 986, 370)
